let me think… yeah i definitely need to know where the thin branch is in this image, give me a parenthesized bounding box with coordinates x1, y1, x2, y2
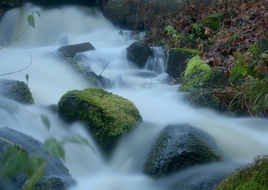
(0, 24, 30, 50)
(99, 61, 110, 77)
(0, 136, 15, 146)
(0, 55, 32, 77)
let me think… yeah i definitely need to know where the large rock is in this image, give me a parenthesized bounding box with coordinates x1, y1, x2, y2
(0, 79, 34, 104)
(58, 88, 142, 157)
(0, 127, 74, 190)
(143, 124, 223, 178)
(126, 42, 153, 68)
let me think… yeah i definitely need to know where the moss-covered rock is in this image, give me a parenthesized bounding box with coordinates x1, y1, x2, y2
(215, 155, 268, 190)
(64, 58, 112, 88)
(0, 79, 34, 104)
(166, 48, 200, 80)
(58, 88, 142, 157)
(143, 124, 223, 178)
(179, 56, 230, 91)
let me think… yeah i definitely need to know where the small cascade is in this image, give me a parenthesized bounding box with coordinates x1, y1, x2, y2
(144, 46, 166, 74)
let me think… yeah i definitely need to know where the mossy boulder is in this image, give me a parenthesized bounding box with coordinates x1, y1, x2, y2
(143, 124, 223, 178)
(215, 155, 268, 190)
(58, 88, 142, 157)
(179, 56, 230, 112)
(0, 79, 34, 104)
(166, 48, 200, 80)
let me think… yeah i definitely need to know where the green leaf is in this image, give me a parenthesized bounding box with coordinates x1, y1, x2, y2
(61, 135, 95, 153)
(26, 155, 47, 178)
(40, 114, 51, 131)
(44, 138, 65, 160)
(1, 146, 29, 177)
(23, 158, 46, 190)
(27, 15, 35, 28)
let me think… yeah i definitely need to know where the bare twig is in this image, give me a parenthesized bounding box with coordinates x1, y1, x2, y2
(0, 24, 30, 50)
(0, 55, 32, 77)
(99, 61, 110, 77)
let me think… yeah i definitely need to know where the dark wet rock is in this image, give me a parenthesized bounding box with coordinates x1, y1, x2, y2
(0, 127, 74, 190)
(126, 42, 153, 68)
(0, 79, 34, 104)
(58, 42, 95, 58)
(143, 124, 223, 178)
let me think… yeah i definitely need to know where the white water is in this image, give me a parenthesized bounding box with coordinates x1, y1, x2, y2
(0, 3, 268, 190)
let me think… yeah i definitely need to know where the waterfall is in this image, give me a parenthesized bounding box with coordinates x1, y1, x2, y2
(0, 3, 268, 190)
(144, 46, 167, 74)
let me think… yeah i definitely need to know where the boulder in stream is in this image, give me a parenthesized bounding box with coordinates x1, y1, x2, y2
(0, 127, 74, 190)
(0, 79, 34, 104)
(58, 88, 142, 158)
(126, 42, 153, 68)
(143, 124, 223, 178)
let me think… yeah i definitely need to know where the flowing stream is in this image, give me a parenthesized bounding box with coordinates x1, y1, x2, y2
(1, 3, 268, 190)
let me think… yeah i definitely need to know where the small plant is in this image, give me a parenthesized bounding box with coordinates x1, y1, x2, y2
(229, 77, 268, 116)
(0, 112, 93, 190)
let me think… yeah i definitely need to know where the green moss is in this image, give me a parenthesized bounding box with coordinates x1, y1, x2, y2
(179, 56, 213, 91)
(58, 88, 142, 156)
(65, 57, 86, 74)
(216, 155, 268, 190)
(171, 48, 200, 55)
(184, 56, 211, 79)
(59, 88, 141, 136)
